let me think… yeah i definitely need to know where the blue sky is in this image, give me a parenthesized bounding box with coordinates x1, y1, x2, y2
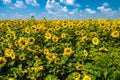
(0, 0, 120, 19)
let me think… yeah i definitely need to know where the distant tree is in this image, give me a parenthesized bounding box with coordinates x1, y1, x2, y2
(30, 15, 35, 20)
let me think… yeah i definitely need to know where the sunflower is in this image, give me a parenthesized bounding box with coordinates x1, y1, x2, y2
(63, 48, 73, 55)
(83, 75, 91, 80)
(54, 58, 60, 64)
(6, 33, 12, 39)
(28, 37, 35, 44)
(62, 21, 68, 28)
(68, 23, 74, 29)
(37, 65, 44, 71)
(54, 25, 60, 31)
(8, 78, 15, 80)
(90, 32, 96, 37)
(111, 31, 119, 38)
(80, 29, 87, 36)
(0, 42, 3, 47)
(18, 71, 25, 77)
(11, 52, 15, 60)
(103, 27, 110, 34)
(83, 50, 88, 56)
(19, 55, 25, 61)
(0, 57, 7, 67)
(76, 64, 84, 71)
(35, 27, 40, 33)
(43, 48, 49, 55)
(99, 47, 108, 52)
(73, 72, 80, 80)
(25, 27, 31, 34)
(47, 28, 53, 33)
(34, 56, 39, 60)
(45, 32, 52, 40)
(81, 36, 88, 43)
(92, 37, 99, 45)
(52, 35, 59, 42)
(4, 48, 14, 57)
(18, 37, 29, 48)
(75, 31, 81, 35)
(61, 33, 66, 39)
(46, 53, 54, 61)
(30, 77, 37, 80)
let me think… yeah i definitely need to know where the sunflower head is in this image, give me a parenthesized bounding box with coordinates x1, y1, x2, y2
(54, 58, 60, 64)
(92, 37, 99, 45)
(19, 55, 25, 61)
(0, 57, 7, 67)
(73, 72, 80, 80)
(111, 31, 119, 38)
(52, 35, 59, 42)
(61, 33, 66, 39)
(83, 75, 91, 80)
(45, 32, 52, 40)
(25, 27, 31, 34)
(63, 48, 73, 55)
(76, 64, 84, 71)
(28, 37, 35, 44)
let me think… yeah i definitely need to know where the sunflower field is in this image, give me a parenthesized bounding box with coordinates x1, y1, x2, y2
(0, 18, 120, 80)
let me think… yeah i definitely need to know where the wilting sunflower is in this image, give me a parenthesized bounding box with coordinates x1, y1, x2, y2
(111, 30, 119, 38)
(0, 57, 7, 67)
(52, 35, 59, 42)
(99, 47, 108, 52)
(83, 75, 91, 80)
(63, 47, 73, 55)
(73, 72, 80, 80)
(76, 64, 84, 71)
(92, 37, 99, 45)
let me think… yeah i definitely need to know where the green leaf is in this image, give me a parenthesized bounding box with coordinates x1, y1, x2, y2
(45, 75, 58, 80)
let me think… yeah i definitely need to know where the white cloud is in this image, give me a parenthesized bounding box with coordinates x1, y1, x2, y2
(97, 3, 117, 17)
(3, 0, 11, 4)
(60, 0, 80, 7)
(97, 6, 112, 12)
(25, 0, 39, 7)
(14, 0, 26, 8)
(46, 0, 53, 9)
(62, 6, 68, 12)
(85, 8, 96, 14)
(103, 2, 109, 7)
(69, 8, 78, 14)
(45, 0, 69, 15)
